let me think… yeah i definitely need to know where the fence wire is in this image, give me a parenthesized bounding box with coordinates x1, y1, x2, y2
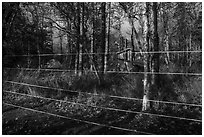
(3, 49, 202, 134)
(3, 102, 154, 135)
(3, 50, 202, 57)
(4, 67, 202, 76)
(3, 90, 202, 122)
(4, 80, 202, 107)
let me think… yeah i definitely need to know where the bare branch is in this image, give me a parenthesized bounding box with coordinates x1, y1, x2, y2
(43, 16, 74, 36)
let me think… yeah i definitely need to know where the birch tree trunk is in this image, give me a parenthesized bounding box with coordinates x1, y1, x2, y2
(75, 52, 78, 75)
(119, 3, 151, 110)
(101, 2, 106, 74)
(142, 2, 151, 111)
(163, 3, 170, 65)
(90, 2, 94, 71)
(78, 3, 84, 76)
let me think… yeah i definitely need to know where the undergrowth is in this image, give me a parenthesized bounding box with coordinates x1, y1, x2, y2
(3, 68, 202, 123)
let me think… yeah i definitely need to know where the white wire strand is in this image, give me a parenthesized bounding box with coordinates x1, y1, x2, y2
(3, 90, 202, 122)
(3, 102, 154, 135)
(4, 80, 202, 107)
(3, 50, 202, 57)
(4, 67, 202, 76)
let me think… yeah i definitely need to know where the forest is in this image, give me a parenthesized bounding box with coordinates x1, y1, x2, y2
(2, 2, 202, 135)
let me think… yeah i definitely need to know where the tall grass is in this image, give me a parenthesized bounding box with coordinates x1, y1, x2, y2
(3, 66, 201, 116)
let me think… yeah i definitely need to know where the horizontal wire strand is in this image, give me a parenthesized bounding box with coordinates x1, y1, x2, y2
(3, 50, 202, 57)
(3, 90, 202, 122)
(4, 80, 202, 107)
(3, 102, 153, 135)
(3, 67, 202, 76)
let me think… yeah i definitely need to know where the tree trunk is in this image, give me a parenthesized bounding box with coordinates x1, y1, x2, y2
(131, 28, 135, 62)
(90, 3, 95, 71)
(78, 3, 84, 76)
(152, 2, 160, 86)
(142, 2, 151, 111)
(119, 2, 151, 110)
(75, 3, 80, 75)
(163, 3, 170, 65)
(27, 40, 31, 68)
(189, 33, 192, 66)
(177, 3, 187, 70)
(60, 30, 63, 63)
(36, 31, 41, 69)
(33, 4, 41, 70)
(146, 2, 160, 110)
(75, 53, 78, 75)
(104, 2, 111, 73)
(101, 2, 106, 74)
(67, 20, 72, 69)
